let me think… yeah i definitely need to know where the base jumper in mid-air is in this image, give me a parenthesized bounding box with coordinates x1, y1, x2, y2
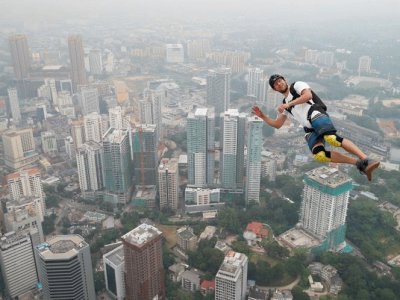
(252, 74, 380, 181)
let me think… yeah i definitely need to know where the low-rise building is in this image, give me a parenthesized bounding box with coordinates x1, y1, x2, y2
(270, 289, 293, 300)
(215, 240, 231, 254)
(168, 263, 186, 282)
(243, 222, 269, 246)
(248, 286, 269, 300)
(181, 269, 203, 292)
(308, 263, 343, 295)
(200, 280, 215, 296)
(176, 226, 198, 251)
(199, 226, 217, 241)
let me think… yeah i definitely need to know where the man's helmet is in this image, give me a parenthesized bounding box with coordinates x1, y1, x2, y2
(269, 74, 285, 88)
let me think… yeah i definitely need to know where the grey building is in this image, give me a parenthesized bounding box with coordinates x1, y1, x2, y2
(131, 124, 158, 185)
(68, 35, 87, 91)
(103, 245, 125, 300)
(35, 235, 96, 300)
(220, 109, 246, 191)
(187, 108, 215, 187)
(9, 34, 31, 80)
(207, 68, 231, 118)
(0, 232, 38, 299)
(181, 269, 203, 292)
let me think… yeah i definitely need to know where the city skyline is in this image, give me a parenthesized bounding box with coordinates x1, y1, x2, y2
(0, 2, 399, 299)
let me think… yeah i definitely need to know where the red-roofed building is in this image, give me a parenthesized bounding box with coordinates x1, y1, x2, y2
(243, 222, 269, 246)
(246, 222, 269, 238)
(200, 280, 215, 296)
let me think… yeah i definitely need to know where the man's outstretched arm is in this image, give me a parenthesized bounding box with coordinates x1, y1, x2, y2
(252, 106, 287, 129)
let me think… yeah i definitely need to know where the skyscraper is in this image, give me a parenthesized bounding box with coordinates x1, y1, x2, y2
(109, 106, 124, 129)
(207, 68, 231, 118)
(318, 51, 335, 67)
(41, 131, 58, 153)
(2, 128, 39, 170)
(166, 44, 184, 63)
(187, 39, 211, 61)
(158, 158, 179, 211)
(122, 223, 165, 300)
(215, 251, 248, 300)
(140, 88, 163, 142)
(0, 232, 38, 299)
(9, 34, 31, 80)
(76, 141, 104, 195)
(358, 55, 372, 75)
(89, 49, 103, 75)
(83, 112, 103, 143)
(35, 235, 96, 300)
(7, 88, 21, 124)
(245, 116, 263, 204)
(4, 198, 45, 244)
(187, 108, 215, 187)
(103, 128, 132, 204)
(220, 109, 246, 190)
(256, 77, 268, 105)
(68, 35, 87, 91)
(131, 124, 158, 185)
(300, 167, 352, 251)
(80, 87, 100, 115)
(71, 118, 85, 149)
(247, 67, 264, 97)
(103, 245, 125, 300)
(6, 167, 45, 226)
(44, 78, 58, 107)
(6, 167, 44, 201)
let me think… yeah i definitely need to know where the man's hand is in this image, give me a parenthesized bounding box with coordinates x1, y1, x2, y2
(252, 106, 264, 118)
(278, 103, 290, 114)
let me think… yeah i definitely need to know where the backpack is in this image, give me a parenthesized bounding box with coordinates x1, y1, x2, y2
(289, 82, 327, 112)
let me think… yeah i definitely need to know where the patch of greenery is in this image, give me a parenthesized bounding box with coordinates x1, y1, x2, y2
(318, 252, 400, 300)
(346, 199, 400, 261)
(187, 238, 224, 275)
(43, 214, 57, 235)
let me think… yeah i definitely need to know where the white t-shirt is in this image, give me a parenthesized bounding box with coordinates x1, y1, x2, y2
(281, 81, 319, 128)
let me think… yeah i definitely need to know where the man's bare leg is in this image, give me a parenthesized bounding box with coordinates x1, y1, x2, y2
(330, 150, 358, 165)
(341, 139, 367, 160)
(312, 143, 357, 165)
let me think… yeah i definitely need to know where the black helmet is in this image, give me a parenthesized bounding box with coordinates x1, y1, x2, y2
(269, 74, 284, 88)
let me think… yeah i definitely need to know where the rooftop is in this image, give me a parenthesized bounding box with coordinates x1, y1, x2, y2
(0, 231, 30, 250)
(134, 185, 157, 199)
(278, 227, 321, 249)
(305, 166, 351, 189)
(195, 107, 208, 117)
(166, 44, 183, 48)
(159, 158, 178, 173)
(177, 226, 196, 240)
(218, 251, 247, 276)
(42, 65, 63, 71)
(103, 128, 128, 144)
(36, 235, 88, 260)
(104, 245, 124, 267)
(6, 167, 40, 181)
(181, 269, 203, 282)
(201, 280, 215, 290)
(245, 222, 269, 238)
(133, 123, 157, 132)
(122, 223, 162, 247)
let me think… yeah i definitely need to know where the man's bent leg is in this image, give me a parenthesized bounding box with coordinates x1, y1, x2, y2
(341, 138, 367, 160)
(323, 134, 367, 160)
(312, 144, 357, 165)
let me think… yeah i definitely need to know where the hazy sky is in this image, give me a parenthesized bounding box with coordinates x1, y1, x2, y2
(1, 0, 399, 25)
